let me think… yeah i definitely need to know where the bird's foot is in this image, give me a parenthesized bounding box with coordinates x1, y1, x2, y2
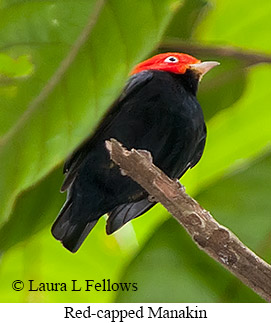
(175, 179, 185, 192)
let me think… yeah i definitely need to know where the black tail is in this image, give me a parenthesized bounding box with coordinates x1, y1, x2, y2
(106, 198, 155, 234)
(51, 200, 98, 253)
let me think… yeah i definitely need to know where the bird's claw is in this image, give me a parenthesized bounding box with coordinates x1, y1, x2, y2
(174, 179, 185, 192)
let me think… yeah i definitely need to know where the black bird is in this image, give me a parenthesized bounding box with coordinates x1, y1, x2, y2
(52, 52, 219, 252)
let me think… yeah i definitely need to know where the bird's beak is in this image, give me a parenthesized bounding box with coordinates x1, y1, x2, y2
(189, 61, 220, 80)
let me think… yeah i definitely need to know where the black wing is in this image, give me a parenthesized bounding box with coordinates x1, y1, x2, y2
(61, 71, 154, 192)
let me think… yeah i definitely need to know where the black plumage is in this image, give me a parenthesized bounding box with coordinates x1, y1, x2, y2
(52, 68, 206, 252)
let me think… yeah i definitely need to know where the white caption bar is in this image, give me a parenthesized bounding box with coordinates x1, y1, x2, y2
(0, 303, 269, 322)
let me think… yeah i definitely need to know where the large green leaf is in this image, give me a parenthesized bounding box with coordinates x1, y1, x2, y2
(115, 153, 271, 302)
(196, 0, 271, 53)
(0, 0, 180, 222)
(165, 0, 210, 40)
(0, 167, 64, 252)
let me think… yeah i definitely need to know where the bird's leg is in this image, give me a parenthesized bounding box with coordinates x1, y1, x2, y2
(175, 179, 186, 192)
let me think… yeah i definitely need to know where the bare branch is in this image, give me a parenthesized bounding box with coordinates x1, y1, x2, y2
(106, 138, 271, 302)
(159, 40, 271, 65)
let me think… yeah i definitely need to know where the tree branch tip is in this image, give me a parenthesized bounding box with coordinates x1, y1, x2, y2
(105, 139, 112, 153)
(107, 138, 132, 158)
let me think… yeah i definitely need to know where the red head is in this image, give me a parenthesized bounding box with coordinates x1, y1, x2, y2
(131, 52, 219, 78)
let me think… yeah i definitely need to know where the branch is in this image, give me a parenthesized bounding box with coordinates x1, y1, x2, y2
(159, 40, 271, 66)
(106, 138, 271, 302)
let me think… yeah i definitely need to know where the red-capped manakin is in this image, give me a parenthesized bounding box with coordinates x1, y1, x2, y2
(52, 52, 219, 252)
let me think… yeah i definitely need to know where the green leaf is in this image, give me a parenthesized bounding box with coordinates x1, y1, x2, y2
(197, 57, 247, 121)
(0, 53, 34, 78)
(0, 0, 181, 222)
(165, 0, 210, 40)
(116, 153, 271, 302)
(196, 0, 271, 53)
(0, 167, 64, 252)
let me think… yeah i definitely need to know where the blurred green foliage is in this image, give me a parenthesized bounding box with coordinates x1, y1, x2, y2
(0, 0, 270, 302)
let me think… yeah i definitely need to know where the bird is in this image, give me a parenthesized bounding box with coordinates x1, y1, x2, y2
(51, 52, 219, 253)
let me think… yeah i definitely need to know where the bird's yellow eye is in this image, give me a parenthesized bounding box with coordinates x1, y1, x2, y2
(164, 56, 179, 63)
